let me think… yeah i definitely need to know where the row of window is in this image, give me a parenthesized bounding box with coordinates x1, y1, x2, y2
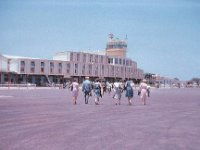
(21, 61, 64, 67)
(69, 52, 134, 66)
(70, 53, 105, 63)
(106, 44, 127, 49)
(108, 58, 134, 66)
(20, 60, 136, 77)
(20, 61, 66, 74)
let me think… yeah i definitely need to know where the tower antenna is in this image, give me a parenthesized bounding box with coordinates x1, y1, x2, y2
(109, 33, 114, 39)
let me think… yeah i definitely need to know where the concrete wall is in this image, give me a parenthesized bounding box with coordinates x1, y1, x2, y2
(0, 55, 8, 72)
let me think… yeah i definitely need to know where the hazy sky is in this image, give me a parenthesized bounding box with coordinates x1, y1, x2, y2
(0, 0, 200, 80)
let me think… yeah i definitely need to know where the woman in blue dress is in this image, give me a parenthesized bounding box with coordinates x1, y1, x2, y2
(125, 80, 134, 105)
(93, 79, 102, 105)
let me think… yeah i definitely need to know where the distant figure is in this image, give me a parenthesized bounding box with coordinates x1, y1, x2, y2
(82, 77, 93, 104)
(147, 85, 151, 97)
(125, 80, 134, 105)
(106, 82, 112, 95)
(113, 81, 123, 105)
(70, 79, 79, 105)
(101, 81, 106, 95)
(139, 79, 148, 105)
(93, 79, 102, 105)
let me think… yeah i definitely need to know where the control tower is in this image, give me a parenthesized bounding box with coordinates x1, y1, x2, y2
(106, 33, 127, 58)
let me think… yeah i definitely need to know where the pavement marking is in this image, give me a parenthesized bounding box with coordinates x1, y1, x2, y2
(0, 95, 13, 98)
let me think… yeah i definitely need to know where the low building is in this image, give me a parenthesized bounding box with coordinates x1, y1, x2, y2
(144, 73, 181, 88)
(0, 35, 144, 86)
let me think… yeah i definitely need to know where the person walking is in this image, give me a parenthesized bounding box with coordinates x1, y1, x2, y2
(106, 82, 112, 95)
(82, 77, 93, 104)
(113, 80, 123, 105)
(101, 80, 106, 95)
(147, 85, 151, 97)
(69, 79, 79, 105)
(139, 79, 148, 105)
(93, 79, 102, 105)
(125, 80, 134, 105)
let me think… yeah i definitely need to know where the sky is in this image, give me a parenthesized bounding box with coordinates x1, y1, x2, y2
(0, 0, 200, 81)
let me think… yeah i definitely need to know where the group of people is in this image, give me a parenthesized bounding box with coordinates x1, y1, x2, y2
(69, 77, 150, 105)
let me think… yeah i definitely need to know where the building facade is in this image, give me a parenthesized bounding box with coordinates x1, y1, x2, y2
(0, 35, 144, 85)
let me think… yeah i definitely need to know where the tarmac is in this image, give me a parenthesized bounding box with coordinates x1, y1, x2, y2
(0, 88, 200, 150)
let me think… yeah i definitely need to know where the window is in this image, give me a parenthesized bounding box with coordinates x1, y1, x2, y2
(31, 68, 35, 73)
(74, 63, 78, 74)
(126, 60, 129, 66)
(111, 66, 114, 76)
(102, 65, 104, 75)
(20, 67, 25, 72)
(41, 62, 44, 67)
(95, 65, 98, 75)
(50, 62, 54, 73)
(41, 62, 45, 73)
(95, 55, 98, 63)
(82, 64, 85, 75)
(119, 59, 122, 65)
(108, 58, 113, 64)
(88, 64, 92, 75)
(50, 62, 54, 67)
(70, 53, 73, 61)
(89, 55, 93, 63)
(21, 61, 25, 66)
(75, 63, 78, 68)
(30, 61, 35, 73)
(101, 56, 103, 63)
(58, 63, 62, 74)
(115, 58, 118, 64)
(123, 59, 125, 65)
(66, 63, 70, 74)
(77, 53, 80, 61)
(20, 61, 25, 73)
(83, 54, 86, 62)
(31, 61, 35, 67)
(59, 63, 62, 68)
(41, 68, 44, 73)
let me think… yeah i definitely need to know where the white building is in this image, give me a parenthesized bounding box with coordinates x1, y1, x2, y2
(0, 35, 144, 85)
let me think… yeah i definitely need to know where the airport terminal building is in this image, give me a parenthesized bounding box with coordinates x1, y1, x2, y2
(0, 35, 144, 86)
